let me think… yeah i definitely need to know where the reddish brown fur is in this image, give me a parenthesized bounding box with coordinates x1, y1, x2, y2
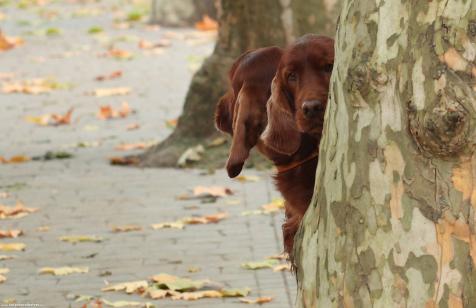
(215, 34, 334, 261)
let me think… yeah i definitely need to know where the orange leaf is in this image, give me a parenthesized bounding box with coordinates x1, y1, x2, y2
(97, 102, 132, 120)
(109, 156, 139, 166)
(240, 297, 273, 304)
(95, 70, 123, 81)
(0, 155, 30, 164)
(0, 230, 23, 239)
(0, 202, 38, 219)
(195, 15, 218, 32)
(50, 108, 73, 126)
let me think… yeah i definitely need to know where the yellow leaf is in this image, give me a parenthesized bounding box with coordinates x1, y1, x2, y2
(0, 268, 8, 284)
(38, 266, 88, 276)
(171, 290, 222, 300)
(93, 87, 131, 97)
(235, 175, 260, 183)
(182, 212, 228, 225)
(240, 297, 273, 304)
(0, 243, 25, 251)
(59, 235, 103, 243)
(150, 222, 185, 230)
(111, 225, 142, 233)
(272, 264, 291, 272)
(102, 280, 148, 294)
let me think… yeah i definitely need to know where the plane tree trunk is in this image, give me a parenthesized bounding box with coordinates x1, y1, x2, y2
(140, 0, 341, 167)
(294, 0, 476, 307)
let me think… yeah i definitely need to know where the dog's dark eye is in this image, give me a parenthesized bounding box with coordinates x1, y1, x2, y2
(324, 64, 333, 73)
(287, 72, 298, 82)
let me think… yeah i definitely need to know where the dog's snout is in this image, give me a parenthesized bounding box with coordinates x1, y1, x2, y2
(302, 100, 324, 118)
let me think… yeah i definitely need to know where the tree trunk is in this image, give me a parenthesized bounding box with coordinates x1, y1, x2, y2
(140, 0, 341, 167)
(294, 0, 476, 307)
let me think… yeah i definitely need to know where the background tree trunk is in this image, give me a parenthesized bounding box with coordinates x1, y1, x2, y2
(140, 0, 341, 168)
(294, 0, 476, 307)
(150, 0, 217, 27)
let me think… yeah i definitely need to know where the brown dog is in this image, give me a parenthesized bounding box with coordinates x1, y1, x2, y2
(215, 34, 334, 259)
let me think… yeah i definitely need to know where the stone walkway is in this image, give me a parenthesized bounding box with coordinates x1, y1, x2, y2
(0, 1, 295, 307)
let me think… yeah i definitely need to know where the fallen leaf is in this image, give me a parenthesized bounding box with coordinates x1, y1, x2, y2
(126, 123, 140, 130)
(115, 143, 148, 151)
(0, 229, 23, 239)
(97, 102, 132, 120)
(0, 268, 9, 284)
(165, 118, 177, 129)
(151, 274, 208, 292)
(103, 48, 133, 60)
(92, 87, 131, 97)
(221, 288, 251, 297)
(102, 280, 148, 294)
(177, 145, 204, 167)
(95, 70, 122, 81)
(151, 222, 185, 230)
(32, 151, 73, 160)
(171, 290, 222, 300)
(138, 39, 170, 50)
(182, 212, 228, 225)
(208, 137, 227, 147)
(0, 155, 30, 164)
(0, 202, 38, 219)
(0, 243, 26, 251)
(241, 259, 279, 270)
(39, 266, 89, 276)
(266, 253, 288, 261)
(195, 15, 218, 32)
(193, 186, 233, 198)
(2, 78, 67, 94)
(272, 264, 291, 272)
(101, 299, 153, 308)
(59, 235, 103, 244)
(110, 156, 139, 166)
(240, 297, 273, 304)
(143, 288, 176, 299)
(36, 226, 50, 232)
(0, 31, 23, 52)
(88, 26, 103, 34)
(111, 225, 142, 233)
(25, 108, 73, 126)
(235, 175, 260, 183)
(261, 199, 285, 213)
(0, 255, 16, 261)
(188, 266, 201, 273)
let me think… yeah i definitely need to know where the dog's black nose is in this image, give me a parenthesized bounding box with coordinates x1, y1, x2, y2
(302, 100, 324, 118)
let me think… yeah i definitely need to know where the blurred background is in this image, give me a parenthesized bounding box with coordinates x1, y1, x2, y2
(0, 0, 339, 307)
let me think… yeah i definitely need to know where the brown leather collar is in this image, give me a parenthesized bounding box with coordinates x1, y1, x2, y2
(276, 153, 318, 174)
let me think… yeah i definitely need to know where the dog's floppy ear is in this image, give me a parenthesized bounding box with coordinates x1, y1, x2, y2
(215, 93, 233, 134)
(261, 77, 301, 155)
(225, 87, 257, 178)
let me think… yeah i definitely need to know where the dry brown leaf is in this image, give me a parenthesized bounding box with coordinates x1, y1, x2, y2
(266, 253, 288, 261)
(0, 31, 23, 52)
(195, 15, 218, 31)
(0, 268, 9, 284)
(0, 202, 38, 219)
(104, 48, 133, 60)
(97, 102, 132, 120)
(109, 156, 139, 166)
(192, 186, 233, 198)
(102, 280, 148, 294)
(111, 225, 142, 233)
(126, 123, 140, 130)
(0, 229, 23, 239)
(0, 155, 30, 164)
(24, 109, 73, 126)
(38, 266, 89, 276)
(95, 70, 123, 81)
(143, 288, 177, 299)
(114, 143, 148, 151)
(182, 212, 228, 225)
(93, 87, 131, 97)
(0, 243, 26, 251)
(240, 297, 273, 304)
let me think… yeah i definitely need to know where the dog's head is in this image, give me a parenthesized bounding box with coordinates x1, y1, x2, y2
(262, 35, 334, 155)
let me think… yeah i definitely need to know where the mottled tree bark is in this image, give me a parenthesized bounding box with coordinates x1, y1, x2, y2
(294, 0, 476, 307)
(140, 0, 341, 167)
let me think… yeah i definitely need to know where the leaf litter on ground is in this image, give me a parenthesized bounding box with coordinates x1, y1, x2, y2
(241, 198, 285, 216)
(97, 102, 132, 120)
(92, 87, 131, 97)
(59, 235, 103, 244)
(0, 243, 26, 251)
(95, 70, 122, 81)
(0, 268, 9, 283)
(24, 108, 73, 126)
(241, 259, 279, 270)
(240, 297, 273, 304)
(2, 78, 71, 94)
(111, 225, 142, 233)
(0, 229, 23, 239)
(39, 266, 89, 276)
(0, 155, 30, 164)
(176, 185, 233, 201)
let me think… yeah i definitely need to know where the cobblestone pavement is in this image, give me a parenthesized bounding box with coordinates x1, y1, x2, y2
(0, 1, 296, 307)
